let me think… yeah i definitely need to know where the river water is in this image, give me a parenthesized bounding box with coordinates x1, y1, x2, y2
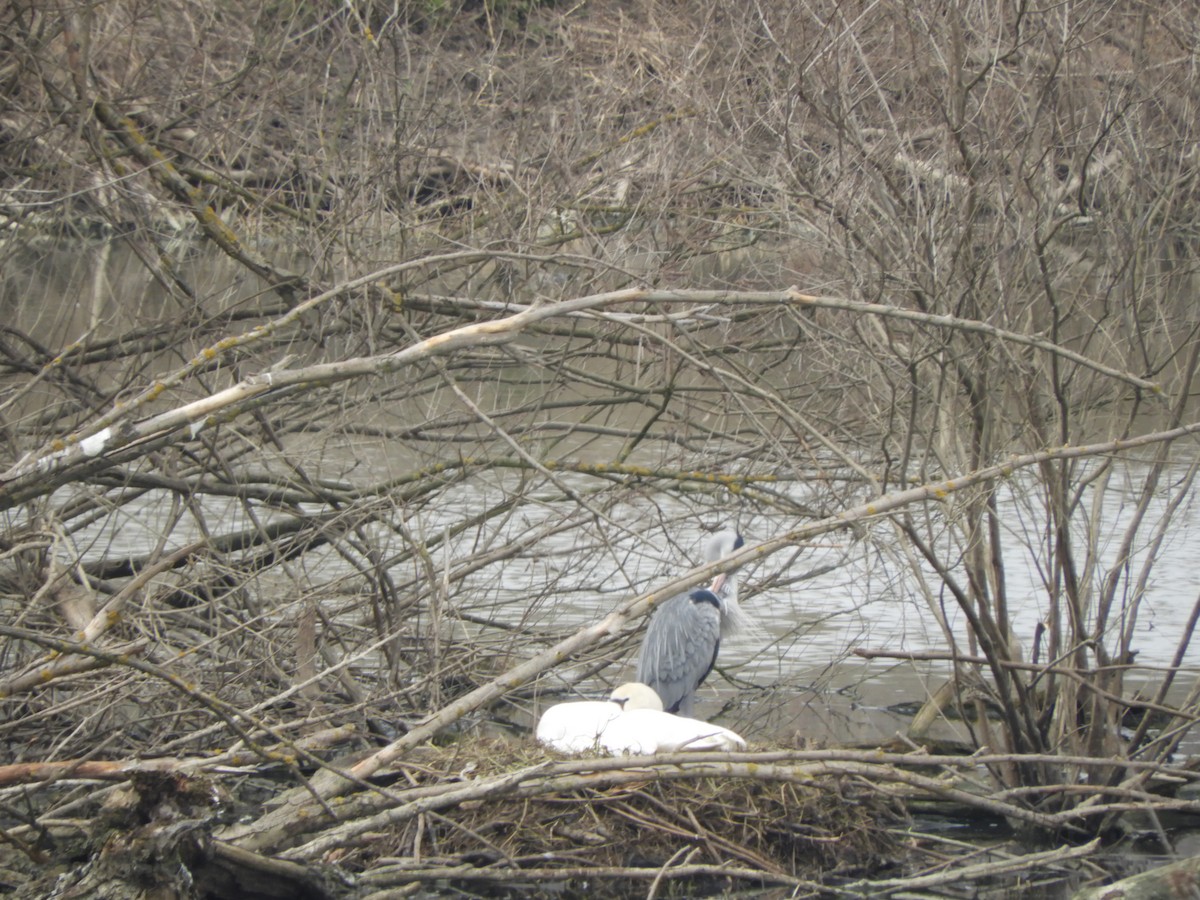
(481, 458, 1200, 752)
(5, 240, 1200, 758)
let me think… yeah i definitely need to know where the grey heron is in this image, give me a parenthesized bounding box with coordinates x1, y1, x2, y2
(536, 682, 745, 754)
(635, 529, 746, 717)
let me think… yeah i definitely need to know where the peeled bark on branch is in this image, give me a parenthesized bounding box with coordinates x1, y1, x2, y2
(0, 287, 1161, 507)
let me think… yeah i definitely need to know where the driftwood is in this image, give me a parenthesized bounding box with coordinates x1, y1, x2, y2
(1071, 853, 1200, 899)
(9, 770, 338, 900)
(0, 725, 357, 787)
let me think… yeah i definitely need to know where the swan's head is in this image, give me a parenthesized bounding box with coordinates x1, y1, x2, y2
(609, 682, 664, 712)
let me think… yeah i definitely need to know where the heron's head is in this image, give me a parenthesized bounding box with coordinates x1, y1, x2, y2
(705, 529, 744, 597)
(609, 682, 664, 712)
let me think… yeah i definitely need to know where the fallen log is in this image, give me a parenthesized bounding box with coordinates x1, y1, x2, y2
(1072, 853, 1200, 899)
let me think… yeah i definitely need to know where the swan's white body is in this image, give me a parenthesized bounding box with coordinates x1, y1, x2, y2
(535, 699, 625, 753)
(536, 683, 746, 755)
(599, 707, 746, 753)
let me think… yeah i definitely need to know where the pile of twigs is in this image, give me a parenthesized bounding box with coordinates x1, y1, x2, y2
(341, 739, 904, 898)
(2, 729, 1165, 899)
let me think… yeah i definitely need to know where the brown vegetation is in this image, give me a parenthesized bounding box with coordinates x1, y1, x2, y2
(3, 0, 1200, 896)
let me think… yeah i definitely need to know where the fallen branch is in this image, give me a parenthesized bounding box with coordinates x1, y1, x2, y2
(0, 726, 357, 787)
(1071, 852, 1200, 899)
(840, 837, 1100, 897)
(358, 862, 811, 892)
(0, 638, 149, 698)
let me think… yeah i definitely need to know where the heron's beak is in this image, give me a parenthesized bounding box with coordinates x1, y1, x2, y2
(710, 572, 728, 595)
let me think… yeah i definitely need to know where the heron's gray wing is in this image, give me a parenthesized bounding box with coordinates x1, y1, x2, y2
(635, 590, 721, 714)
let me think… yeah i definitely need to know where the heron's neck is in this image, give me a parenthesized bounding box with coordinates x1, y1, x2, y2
(717, 576, 746, 636)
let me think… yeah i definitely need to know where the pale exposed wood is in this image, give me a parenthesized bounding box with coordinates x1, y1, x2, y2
(1071, 854, 1200, 900)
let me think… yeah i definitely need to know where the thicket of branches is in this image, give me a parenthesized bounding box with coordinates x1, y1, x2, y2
(3, 0, 1200, 895)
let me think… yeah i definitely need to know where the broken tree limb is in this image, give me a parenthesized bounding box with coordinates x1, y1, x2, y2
(0, 287, 1163, 504)
(0, 726, 357, 787)
(1071, 852, 1200, 899)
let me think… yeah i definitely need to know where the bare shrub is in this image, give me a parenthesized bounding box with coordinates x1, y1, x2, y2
(2, 0, 1200, 893)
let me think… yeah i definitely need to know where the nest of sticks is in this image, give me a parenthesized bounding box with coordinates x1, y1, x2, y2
(330, 738, 908, 898)
(0, 734, 908, 900)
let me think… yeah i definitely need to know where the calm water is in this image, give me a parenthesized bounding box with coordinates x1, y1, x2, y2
(56, 452, 1200, 751)
(6, 241, 1200, 753)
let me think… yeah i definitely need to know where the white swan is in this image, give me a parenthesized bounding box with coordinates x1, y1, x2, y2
(536, 682, 746, 754)
(535, 683, 659, 753)
(598, 683, 747, 754)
